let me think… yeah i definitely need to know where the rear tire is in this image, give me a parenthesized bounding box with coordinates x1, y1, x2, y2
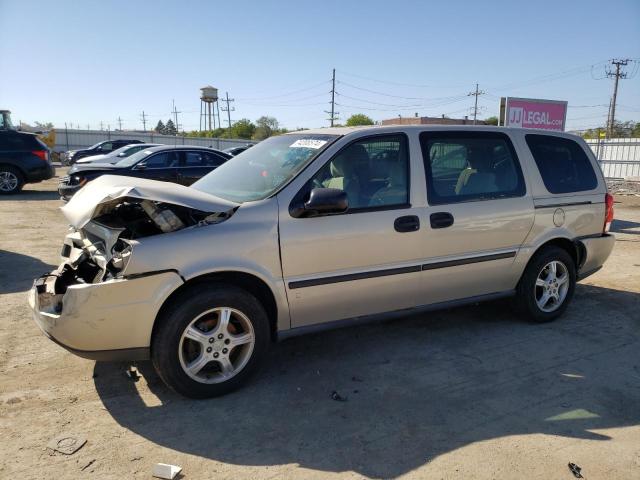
(0, 166, 24, 194)
(515, 246, 576, 323)
(151, 283, 270, 398)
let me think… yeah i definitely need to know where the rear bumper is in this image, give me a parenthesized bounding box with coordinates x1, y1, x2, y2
(28, 270, 183, 361)
(25, 163, 55, 183)
(577, 233, 615, 280)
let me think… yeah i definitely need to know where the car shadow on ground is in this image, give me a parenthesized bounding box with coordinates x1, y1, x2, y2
(0, 250, 55, 294)
(0, 190, 60, 201)
(94, 284, 640, 478)
(610, 218, 640, 236)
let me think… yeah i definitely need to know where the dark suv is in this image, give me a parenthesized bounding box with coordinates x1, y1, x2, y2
(64, 139, 143, 165)
(0, 113, 54, 194)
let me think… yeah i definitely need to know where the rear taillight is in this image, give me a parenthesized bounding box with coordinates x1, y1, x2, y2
(32, 150, 49, 161)
(604, 193, 614, 233)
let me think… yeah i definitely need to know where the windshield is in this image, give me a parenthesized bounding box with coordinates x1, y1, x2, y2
(87, 141, 104, 150)
(192, 134, 338, 202)
(114, 148, 155, 167)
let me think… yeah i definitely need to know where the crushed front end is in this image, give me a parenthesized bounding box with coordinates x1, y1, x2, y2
(29, 175, 237, 360)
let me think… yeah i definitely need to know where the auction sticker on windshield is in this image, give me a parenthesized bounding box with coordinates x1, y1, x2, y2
(290, 139, 328, 149)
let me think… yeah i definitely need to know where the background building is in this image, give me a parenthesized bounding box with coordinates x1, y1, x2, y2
(380, 115, 487, 126)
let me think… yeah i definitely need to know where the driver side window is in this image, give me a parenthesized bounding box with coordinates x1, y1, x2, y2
(308, 135, 409, 210)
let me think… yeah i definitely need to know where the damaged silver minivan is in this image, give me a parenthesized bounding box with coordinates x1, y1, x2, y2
(29, 126, 615, 398)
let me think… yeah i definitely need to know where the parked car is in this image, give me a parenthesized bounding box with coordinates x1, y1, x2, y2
(75, 143, 161, 165)
(64, 139, 143, 165)
(223, 144, 253, 156)
(0, 114, 55, 194)
(58, 145, 231, 199)
(30, 126, 615, 398)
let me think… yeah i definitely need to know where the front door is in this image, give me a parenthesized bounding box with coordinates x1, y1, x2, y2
(416, 130, 534, 304)
(278, 133, 425, 328)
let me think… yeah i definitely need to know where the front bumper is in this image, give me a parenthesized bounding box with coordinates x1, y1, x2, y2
(577, 233, 616, 280)
(58, 178, 83, 198)
(29, 270, 183, 361)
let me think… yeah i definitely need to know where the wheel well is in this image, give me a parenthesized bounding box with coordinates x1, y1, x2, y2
(533, 237, 583, 269)
(153, 271, 279, 342)
(0, 163, 25, 178)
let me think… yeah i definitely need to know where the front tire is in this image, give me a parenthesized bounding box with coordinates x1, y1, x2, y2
(515, 246, 576, 323)
(0, 166, 24, 194)
(151, 283, 270, 398)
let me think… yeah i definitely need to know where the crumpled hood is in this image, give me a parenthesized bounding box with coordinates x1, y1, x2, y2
(61, 175, 238, 228)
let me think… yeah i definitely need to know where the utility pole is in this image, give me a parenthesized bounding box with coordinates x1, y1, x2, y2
(606, 59, 630, 136)
(323, 68, 339, 127)
(140, 110, 148, 131)
(171, 100, 182, 134)
(467, 83, 485, 125)
(99, 121, 104, 131)
(221, 92, 235, 128)
(117, 116, 123, 130)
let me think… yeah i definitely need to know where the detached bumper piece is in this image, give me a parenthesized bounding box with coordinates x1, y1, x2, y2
(29, 269, 183, 361)
(577, 233, 615, 281)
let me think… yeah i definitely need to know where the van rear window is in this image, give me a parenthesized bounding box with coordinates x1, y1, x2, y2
(525, 134, 597, 194)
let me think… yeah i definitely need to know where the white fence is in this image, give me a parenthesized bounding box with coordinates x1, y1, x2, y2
(52, 129, 256, 153)
(586, 138, 640, 179)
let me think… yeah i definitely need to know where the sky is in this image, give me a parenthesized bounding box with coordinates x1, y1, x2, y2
(0, 0, 639, 132)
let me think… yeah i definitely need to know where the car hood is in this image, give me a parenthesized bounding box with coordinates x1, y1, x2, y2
(61, 174, 239, 228)
(68, 163, 121, 174)
(75, 154, 109, 164)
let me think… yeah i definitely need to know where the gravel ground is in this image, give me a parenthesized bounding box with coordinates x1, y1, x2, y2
(1, 171, 639, 479)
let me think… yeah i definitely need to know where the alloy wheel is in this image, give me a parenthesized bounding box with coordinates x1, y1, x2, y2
(0, 171, 18, 192)
(534, 260, 570, 313)
(178, 307, 255, 384)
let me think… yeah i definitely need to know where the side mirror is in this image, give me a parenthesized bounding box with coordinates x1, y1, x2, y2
(290, 187, 348, 218)
(134, 162, 146, 170)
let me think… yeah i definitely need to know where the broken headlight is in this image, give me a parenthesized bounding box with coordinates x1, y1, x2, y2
(109, 240, 132, 276)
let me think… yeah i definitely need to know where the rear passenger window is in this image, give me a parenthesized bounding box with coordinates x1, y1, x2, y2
(185, 151, 226, 167)
(419, 132, 525, 205)
(525, 134, 597, 194)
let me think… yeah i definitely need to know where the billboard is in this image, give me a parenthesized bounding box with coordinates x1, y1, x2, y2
(499, 97, 567, 131)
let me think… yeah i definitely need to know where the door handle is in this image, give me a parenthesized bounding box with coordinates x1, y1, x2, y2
(430, 212, 454, 229)
(394, 215, 420, 233)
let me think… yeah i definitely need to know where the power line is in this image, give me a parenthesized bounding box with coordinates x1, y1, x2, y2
(235, 79, 331, 101)
(337, 69, 468, 89)
(221, 92, 235, 128)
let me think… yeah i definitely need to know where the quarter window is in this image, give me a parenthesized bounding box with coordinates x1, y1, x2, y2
(308, 135, 409, 210)
(420, 132, 525, 205)
(525, 134, 597, 194)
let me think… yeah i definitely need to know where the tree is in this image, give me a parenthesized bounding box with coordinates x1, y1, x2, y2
(165, 119, 177, 135)
(253, 116, 280, 140)
(484, 116, 499, 126)
(155, 120, 166, 134)
(228, 119, 256, 139)
(345, 114, 374, 127)
(35, 121, 54, 129)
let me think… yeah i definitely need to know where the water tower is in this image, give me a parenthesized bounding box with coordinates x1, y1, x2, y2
(200, 86, 220, 131)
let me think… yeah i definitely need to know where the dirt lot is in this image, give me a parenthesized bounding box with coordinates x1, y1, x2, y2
(1, 171, 639, 480)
